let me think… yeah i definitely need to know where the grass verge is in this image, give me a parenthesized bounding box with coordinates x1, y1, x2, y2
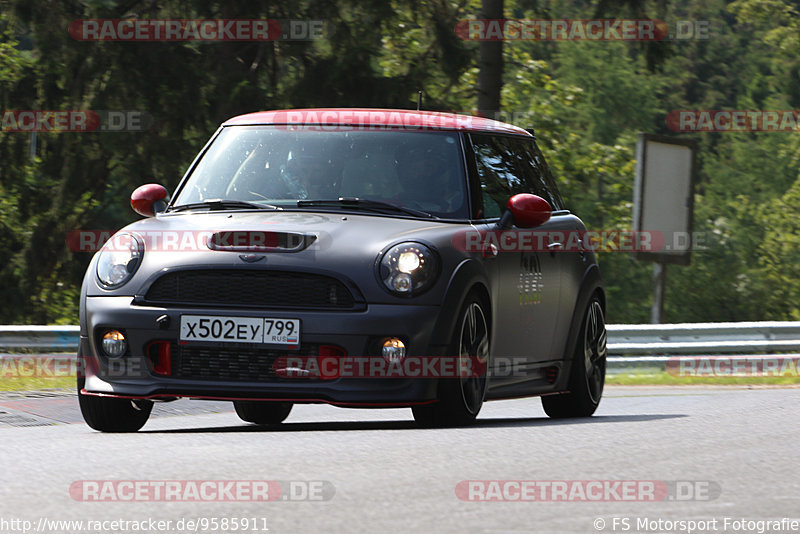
(607, 371, 800, 386)
(0, 376, 76, 391)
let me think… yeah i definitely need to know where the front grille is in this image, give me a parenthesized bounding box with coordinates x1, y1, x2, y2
(144, 270, 356, 309)
(170, 343, 320, 382)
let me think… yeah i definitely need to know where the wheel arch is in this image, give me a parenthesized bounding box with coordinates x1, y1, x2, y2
(429, 259, 492, 349)
(554, 264, 605, 392)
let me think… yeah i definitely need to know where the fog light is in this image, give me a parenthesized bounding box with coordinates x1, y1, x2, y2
(382, 338, 406, 362)
(102, 330, 127, 358)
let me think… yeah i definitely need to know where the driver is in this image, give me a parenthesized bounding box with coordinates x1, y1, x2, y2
(279, 151, 336, 200)
(395, 143, 462, 212)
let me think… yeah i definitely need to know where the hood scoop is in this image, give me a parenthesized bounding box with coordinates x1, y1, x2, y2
(207, 231, 316, 253)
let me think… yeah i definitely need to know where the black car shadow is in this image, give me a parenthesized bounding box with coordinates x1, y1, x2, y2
(140, 413, 686, 434)
(474, 413, 687, 428)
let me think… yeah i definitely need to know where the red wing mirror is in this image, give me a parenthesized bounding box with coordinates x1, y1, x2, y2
(499, 193, 552, 229)
(131, 184, 169, 217)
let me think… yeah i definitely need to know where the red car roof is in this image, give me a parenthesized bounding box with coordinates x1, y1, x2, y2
(222, 108, 532, 136)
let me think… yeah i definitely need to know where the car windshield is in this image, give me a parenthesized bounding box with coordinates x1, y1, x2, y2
(172, 126, 468, 218)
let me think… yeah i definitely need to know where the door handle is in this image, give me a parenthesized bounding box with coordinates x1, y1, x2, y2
(547, 242, 562, 256)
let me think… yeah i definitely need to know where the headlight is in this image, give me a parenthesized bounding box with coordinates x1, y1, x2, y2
(378, 242, 438, 296)
(96, 232, 143, 288)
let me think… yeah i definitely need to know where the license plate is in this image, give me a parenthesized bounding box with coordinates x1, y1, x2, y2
(179, 315, 300, 345)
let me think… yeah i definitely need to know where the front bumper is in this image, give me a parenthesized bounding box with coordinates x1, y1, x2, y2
(80, 296, 445, 405)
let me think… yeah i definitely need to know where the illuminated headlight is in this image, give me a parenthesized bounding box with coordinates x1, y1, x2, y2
(96, 232, 143, 288)
(379, 242, 438, 296)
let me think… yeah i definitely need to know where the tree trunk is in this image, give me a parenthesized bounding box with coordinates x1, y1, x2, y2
(477, 0, 504, 119)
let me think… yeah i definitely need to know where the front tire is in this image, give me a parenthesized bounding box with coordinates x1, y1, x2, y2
(412, 292, 490, 427)
(542, 295, 606, 418)
(233, 401, 293, 425)
(77, 376, 153, 432)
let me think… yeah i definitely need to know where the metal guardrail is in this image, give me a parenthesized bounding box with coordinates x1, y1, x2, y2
(0, 325, 80, 352)
(604, 321, 800, 373)
(606, 321, 800, 355)
(2, 323, 800, 373)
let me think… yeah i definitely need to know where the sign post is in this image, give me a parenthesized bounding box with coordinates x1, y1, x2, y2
(651, 262, 666, 324)
(632, 134, 698, 323)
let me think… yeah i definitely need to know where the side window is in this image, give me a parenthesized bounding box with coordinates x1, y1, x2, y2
(517, 140, 564, 211)
(470, 133, 563, 218)
(470, 134, 526, 218)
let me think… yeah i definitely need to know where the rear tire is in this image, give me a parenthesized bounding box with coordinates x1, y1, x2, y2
(542, 295, 606, 418)
(77, 376, 153, 432)
(234, 401, 293, 425)
(412, 292, 490, 428)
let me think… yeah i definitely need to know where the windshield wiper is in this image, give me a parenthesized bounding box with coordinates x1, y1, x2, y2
(296, 198, 437, 219)
(169, 199, 279, 213)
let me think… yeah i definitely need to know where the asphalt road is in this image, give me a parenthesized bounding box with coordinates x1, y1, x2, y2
(0, 386, 798, 534)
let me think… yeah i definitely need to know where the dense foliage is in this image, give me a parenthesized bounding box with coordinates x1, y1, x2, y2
(0, 0, 797, 324)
